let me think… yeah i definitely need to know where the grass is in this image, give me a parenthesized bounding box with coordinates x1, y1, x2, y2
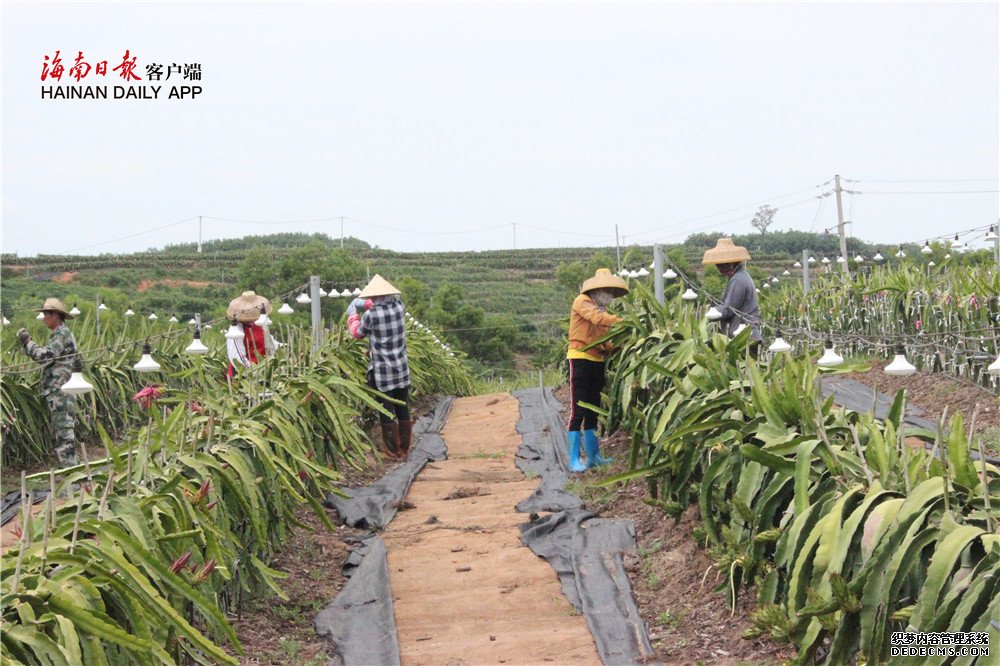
(657, 609, 685, 629)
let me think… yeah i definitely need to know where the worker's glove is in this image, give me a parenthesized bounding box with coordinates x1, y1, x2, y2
(16, 329, 30, 346)
(346, 298, 366, 316)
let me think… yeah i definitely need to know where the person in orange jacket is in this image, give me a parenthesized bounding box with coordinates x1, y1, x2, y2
(566, 268, 628, 471)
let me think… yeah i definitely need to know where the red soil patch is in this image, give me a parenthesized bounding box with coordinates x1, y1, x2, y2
(51, 272, 77, 284)
(137, 279, 214, 291)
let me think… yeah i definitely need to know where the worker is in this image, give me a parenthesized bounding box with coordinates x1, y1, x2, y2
(346, 275, 413, 460)
(17, 298, 80, 466)
(566, 268, 628, 472)
(225, 290, 278, 376)
(701, 237, 761, 354)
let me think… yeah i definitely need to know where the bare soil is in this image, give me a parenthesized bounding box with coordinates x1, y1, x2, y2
(51, 271, 77, 284)
(552, 384, 793, 665)
(137, 278, 215, 291)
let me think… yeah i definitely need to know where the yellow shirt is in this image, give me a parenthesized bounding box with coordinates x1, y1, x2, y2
(566, 294, 621, 362)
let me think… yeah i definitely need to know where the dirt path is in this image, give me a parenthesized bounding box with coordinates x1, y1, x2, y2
(382, 393, 601, 665)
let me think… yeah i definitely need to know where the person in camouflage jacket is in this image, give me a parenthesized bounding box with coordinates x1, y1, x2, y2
(18, 298, 79, 466)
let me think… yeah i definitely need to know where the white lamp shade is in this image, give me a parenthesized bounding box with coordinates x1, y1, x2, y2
(61, 371, 94, 395)
(295, 293, 312, 304)
(771, 277, 779, 283)
(98, 303, 108, 311)
(873, 252, 884, 261)
(884, 352, 916, 377)
(821, 257, 831, 264)
(225, 321, 245, 341)
(681, 287, 698, 301)
(618, 268, 629, 277)
(36, 312, 45, 320)
(921, 244, 933, 254)
(352, 288, 362, 297)
(808, 256, 816, 263)
(341, 289, 353, 297)
(763, 283, 771, 289)
(928, 261, 936, 267)
(768, 336, 792, 353)
(895, 250, 906, 258)
(854, 255, 864, 263)
(327, 289, 341, 298)
(2, 317, 8, 325)
(817, 342, 843, 367)
(277, 302, 294, 314)
(188, 318, 196, 324)
(836, 255, 846, 264)
(255, 313, 271, 326)
(169, 316, 178, 323)
(133, 344, 161, 372)
(944, 253, 951, 259)
(318, 288, 328, 297)
(204, 324, 212, 329)
(69, 305, 81, 316)
(648, 262, 655, 269)
(186, 334, 209, 355)
(148, 313, 158, 320)
(951, 235, 964, 249)
(782, 270, 791, 276)
(733, 323, 747, 335)
(628, 270, 639, 278)
(706, 306, 723, 321)
(989, 354, 1000, 376)
(125, 309, 135, 316)
(793, 261, 802, 268)
(636, 267, 650, 277)
(986, 227, 999, 241)
(664, 269, 677, 279)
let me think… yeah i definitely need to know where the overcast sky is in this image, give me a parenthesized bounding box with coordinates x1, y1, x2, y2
(2, 2, 997, 257)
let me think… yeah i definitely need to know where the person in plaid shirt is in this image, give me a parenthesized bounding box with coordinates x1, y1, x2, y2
(347, 275, 412, 460)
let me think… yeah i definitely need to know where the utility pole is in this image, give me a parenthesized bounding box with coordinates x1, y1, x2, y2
(615, 224, 621, 271)
(653, 244, 664, 305)
(833, 175, 850, 277)
(197, 216, 202, 253)
(310, 275, 322, 353)
(339, 217, 345, 249)
(802, 249, 810, 296)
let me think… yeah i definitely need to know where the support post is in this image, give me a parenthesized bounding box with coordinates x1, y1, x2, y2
(653, 244, 665, 305)
(802, 249, 811, 296)
(310, 275, 322, 354)
(833, 175, 850, 277)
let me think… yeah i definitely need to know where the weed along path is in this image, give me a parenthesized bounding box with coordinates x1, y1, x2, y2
(382, 393, 601, 665)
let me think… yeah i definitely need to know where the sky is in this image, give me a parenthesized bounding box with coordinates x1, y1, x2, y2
(2, 1, 998, 257)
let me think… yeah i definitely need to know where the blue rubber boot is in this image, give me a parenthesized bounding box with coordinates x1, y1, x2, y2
(583, 429, 613, 468)
(567, 430, 587, 472)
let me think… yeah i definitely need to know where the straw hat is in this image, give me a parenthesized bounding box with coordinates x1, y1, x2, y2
(581, 268, 629, 297)
(35, 297, 73, 319)
(359, 274, 400, 298)
(702, 238, 751, 265)
(227, 291, 272, 322)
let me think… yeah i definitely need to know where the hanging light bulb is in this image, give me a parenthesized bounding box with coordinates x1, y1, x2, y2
(873, 251, 884, 262)
(318, 288, 328, 297)
(352, 288, 362, 297)
(951, 234, 964, 249)
(895, 246, 906, 259)
(817, 339, 843, 367)
(768, 331, 792, 353)
(636, 267, 649, 277)
(98, 302, 108, 312)
(988, 353, 1000, 376)
(254, 304, 269, 326)
(295, 292, 311, 304)
(225, 317, 245, 341)
(944, 253, 951, 260)
(36, 311, 45, 320)
(706, 306, 722, 321)
(782, 269, 791, 276)
(69, 304, 81, 316)
(836, 255, 846, 264)
(808, 256, 816, 264)
(681, 286, 698, 301)
(664, 268, 677, 279)
(133, 341, 161, 372)
(921, 241, 933, 254)
(986, 226, 999, 241)
(328, 289, 341, 299)
(928, 260, 936, 267)
(628, 270, 639, 278)
(733, 323, 747, 335)
(2, 317, 9, 326)
(204, 324, 212, 329)
(277, 302, 294, 314)
(188, 318, 196, 325)
(884, 343, 917, 377)
(125, 307, 135, 317)
(648, 262, 655, 269)
(148, 312, 158, 320)
(771, 276, 779, 283)
(763, 283, 771, 289)
(169, 316, 178, 323)
(854, 254, 864, 263)
(821, 257, 831, 265)
(340, 288, 353, 297)
(793, 261, 802, 268)
(185, 328, 209, 355)
(618, 268, 629, 277)
(61, 358, 94, 395)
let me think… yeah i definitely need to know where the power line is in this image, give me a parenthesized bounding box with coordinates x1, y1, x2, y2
(65, 216, 197, 253)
